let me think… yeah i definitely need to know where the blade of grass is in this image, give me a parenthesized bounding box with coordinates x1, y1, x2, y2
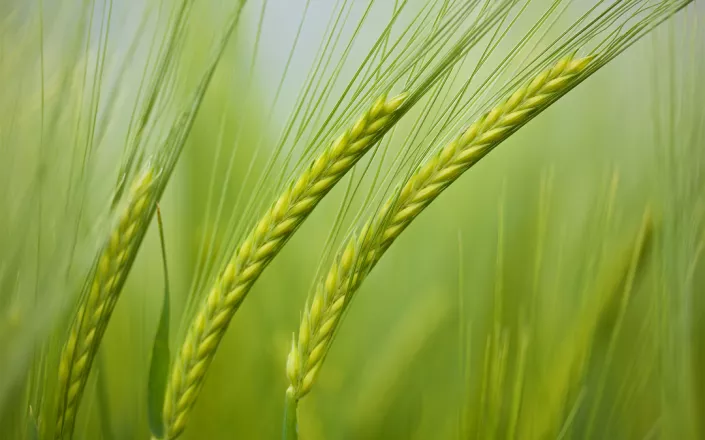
(148, 205, 172, 439)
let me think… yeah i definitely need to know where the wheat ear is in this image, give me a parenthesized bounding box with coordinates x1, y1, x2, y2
(162, 92, 407, 439)
(55, 168, 156, 439)
(286, 54, 593, 401)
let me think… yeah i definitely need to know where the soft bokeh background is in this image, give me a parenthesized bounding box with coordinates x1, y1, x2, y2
(1, 0, 704, 439)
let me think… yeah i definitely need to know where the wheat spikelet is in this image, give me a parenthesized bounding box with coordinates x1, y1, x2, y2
(162, 92, 408, 439)
(286, 54, 594, 400)
(55, 167, 156, 439)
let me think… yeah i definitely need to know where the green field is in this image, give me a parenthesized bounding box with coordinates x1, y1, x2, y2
(1, 1, 703, 439)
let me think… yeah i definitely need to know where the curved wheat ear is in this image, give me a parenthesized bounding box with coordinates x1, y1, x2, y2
(286, 54, 593, 400)
(55, 167, 156, 439)
(162, 92, 408, 439)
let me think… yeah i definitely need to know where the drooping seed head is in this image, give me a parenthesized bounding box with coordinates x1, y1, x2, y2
(55, 166, 157, 439)
(287, 55, 593, 401)
(162, 92, 408, 439)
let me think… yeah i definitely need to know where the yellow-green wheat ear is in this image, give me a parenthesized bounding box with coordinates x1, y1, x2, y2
(161, 92, 408, 440)
(287, 54, 594, 401)
(378, 54, 595, 249)
(55, 168, 156, 440)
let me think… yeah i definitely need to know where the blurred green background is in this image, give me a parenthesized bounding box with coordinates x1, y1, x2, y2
(1, 0, 704, 439)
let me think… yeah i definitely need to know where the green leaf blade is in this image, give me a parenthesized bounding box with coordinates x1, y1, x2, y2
(147, 205, 171, 439)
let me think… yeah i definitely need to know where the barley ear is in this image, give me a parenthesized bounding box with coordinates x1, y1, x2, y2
(55, 167, 157, 439)
(287, 54, 593, 401)
(161, 92, 408, 439)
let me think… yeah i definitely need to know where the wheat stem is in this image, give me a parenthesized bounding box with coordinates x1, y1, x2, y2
(286, 54, 594, 402)
(162, 92, 408, 439)
(283, 386, 299, 440)
(55, 167, 157, 439)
